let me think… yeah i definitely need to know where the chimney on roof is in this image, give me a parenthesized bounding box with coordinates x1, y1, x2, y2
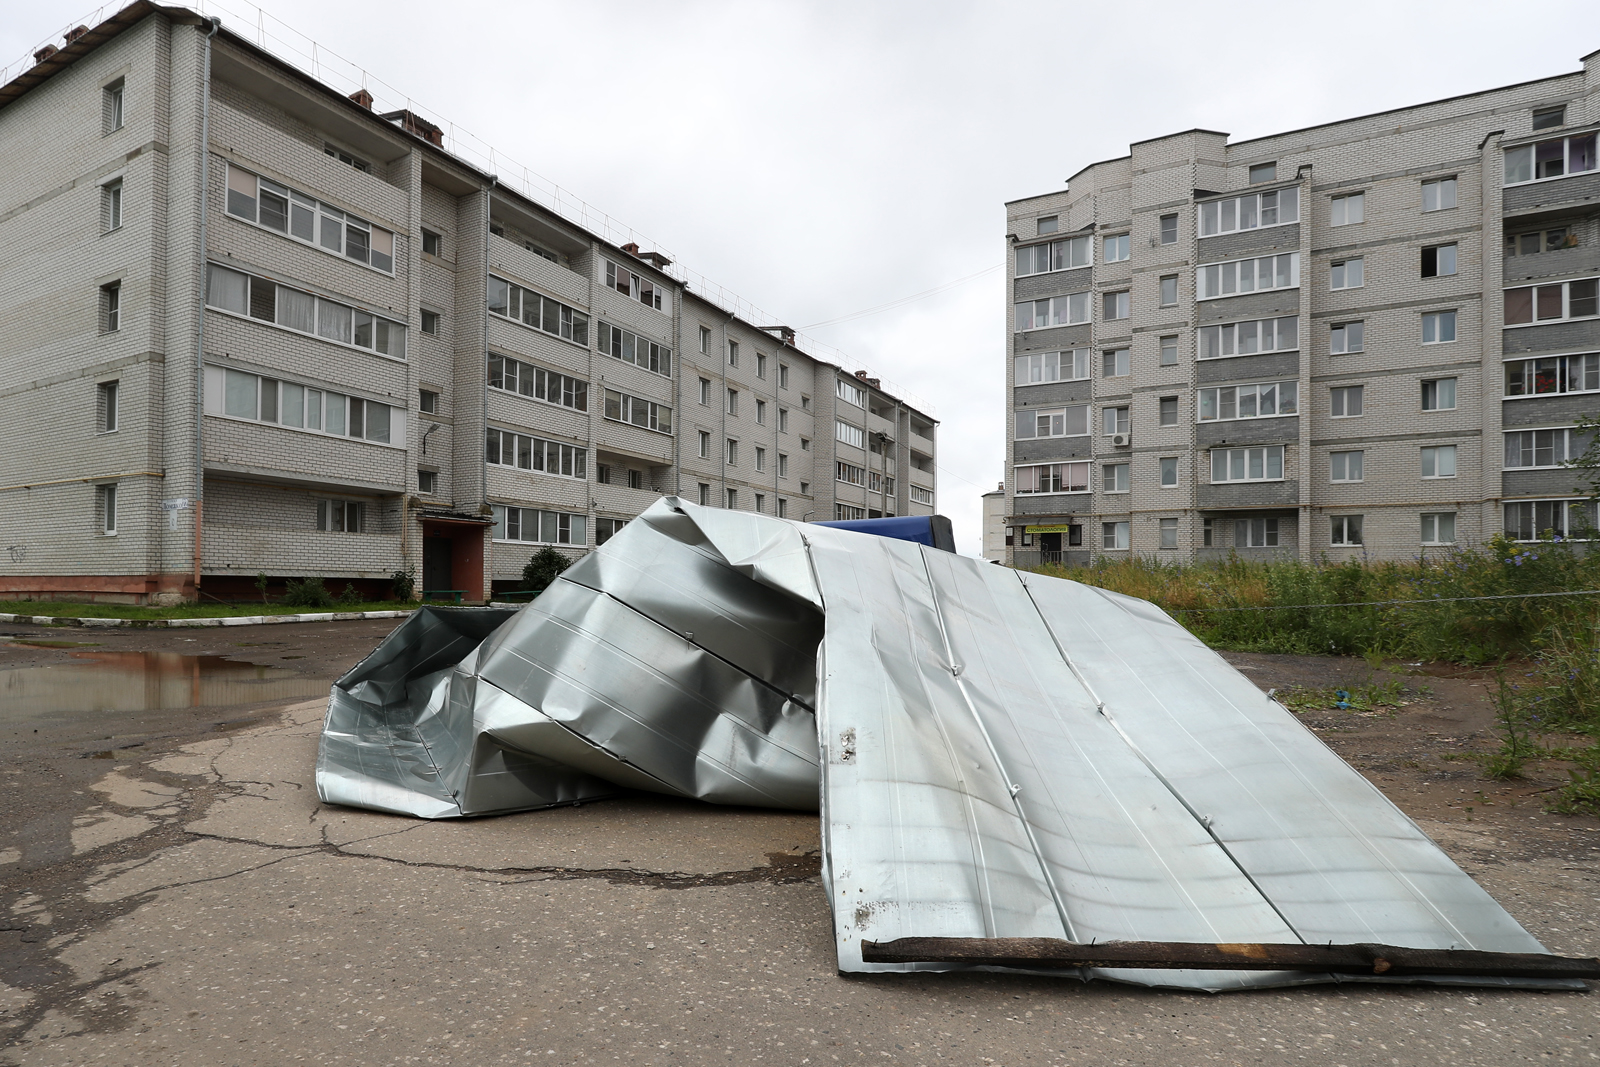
(854, 370, 881, 388)
(33, 44, 58, 64)
(621, 242, 641, 257)
(348, 88, 373, 110)
(65, 25, 89, 43)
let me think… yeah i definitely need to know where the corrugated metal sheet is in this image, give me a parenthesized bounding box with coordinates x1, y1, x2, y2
(316, 498, 1573, 990)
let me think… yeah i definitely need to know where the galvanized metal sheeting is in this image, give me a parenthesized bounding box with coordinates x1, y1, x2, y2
(316, 498, 1571, 990)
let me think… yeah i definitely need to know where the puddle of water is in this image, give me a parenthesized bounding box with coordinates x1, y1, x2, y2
(0, 652, 327, 724)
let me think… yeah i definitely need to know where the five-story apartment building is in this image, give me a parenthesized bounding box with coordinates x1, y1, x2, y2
(1004, 50, 1599, 565)
(0, 3, 935, 604)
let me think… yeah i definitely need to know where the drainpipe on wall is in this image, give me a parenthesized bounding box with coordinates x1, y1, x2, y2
(192, 16, 221, 598)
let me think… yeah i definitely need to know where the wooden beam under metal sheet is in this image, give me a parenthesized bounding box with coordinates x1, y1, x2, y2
(859, 938, 1600, 981)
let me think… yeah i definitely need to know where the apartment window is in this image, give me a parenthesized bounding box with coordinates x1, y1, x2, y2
(1330, 385, 1363, 417)
(754, 493, 765, 514)
(417, 469, 437, 495)
(1505, 428, 1581, 469)
(728, 340, 739, 367)
(1102, 291, 1130, 321)
(1505, 499, 1597, 540)
(755, 447, 766, 472)
(1102, 463, 1130, 493)
(598, 322, 672, 376)
(420, 310, 439, 334)
(697, 325, 711, 355)
(1197, 253, 1299, 299)
(1159, 457, 1178, 487)
(836, 379, 866, 407)
(1202, 518, 1215, 547)
(1504, 133, 1596, 184)
(1157, 274, 1178, 307)
(1159, 336, 1178, 366)
(1015, 292, 1090, 330)
(727, 439, 739, 466)
(1197, 316, 1298, 359)
(485, 429, 587, 478)
(208, 366, 399, 444)
(755, 399, 767, 425)
(1154, 396, 1178, 427)
(697, 430, 710, 459)
(421, 229, 441, 256)
(800, 395, 811, 411)
(835, 503, 866, 521)
(800, 438, 810, 451)
(628, 469, 643, 490)
(1421, 444, 1457, 478)
(1506, 227, 1576, 256)
(225, 165, 395, 272)
(1330, 192, 1364, 226)
(777, 453, 788, 477)
(103, 79, 125, 133)
(727, 388, 739, 415)
(100, 281, 121, 332)
(778, 363, 789, 389)
(1422, 310, 1457, 343)
(208, 264, 410, 357)
(1014, 462, 1089, 494)
(1103, 406, 1129, 436)
(1330, 321, 1364, 354)
(604, 260, 667, 312)
(1102, 522, 1130, 550)
(778, 408, 790, 433)
(1159, 213, 1178, 244)
(595, 518, 628, 546)
(1104, 234, 1130, 263)
(800, 481, 810, 494)
(1422, 177, 1457, 212)
(836, 460, 865, 486)
(493, 506, 586, 546)
(315, 499, 366, 534)
(836, 420, 865, 448)
(98, 381, 119, 433)
(1037, 215, 1058, 235)
(698, 483, 710, 506)
(1198, 381, 1298, 421)
(323, 144, 370, 172)
(1211, 445, 1284, 482)
(1421, 378, 1457, 410)
(1237, 517, 1280, 548)
(1421, 513, 1456, 545)
(1248, 162, 1277, 184)
(1421, 244, 1457, 278)
(92, 483, 118, 535)
(602, 389, 672, 433)
(1015, 348, 1090, 385)
(419, 389, 439, 414)
(1532, 106, 1567, 131)
(1330, 515, 1362, 546)
(777, 498, 788, 518)
(489, 275, 588, 344)
(1101, 348, 1130, 377)
(1504, 279, 1599, 325)
(1506, 353, 1600, 396)
(757, 353, 767, 379)
(102, 179, 122, 232)
(910, 485, 934, 506)
(698, 377, 711, 406)
(1198, 188, 1298, 236)
(1330, 450, 1364, 483)
(1158, 517, 1179, 549)
(1330, 257, 1364, 290)
(1015, 235, 1091, 276)
(489, 354, 586, 411)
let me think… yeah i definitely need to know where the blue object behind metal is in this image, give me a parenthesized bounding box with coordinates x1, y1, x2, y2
(812, 514, 956, 552)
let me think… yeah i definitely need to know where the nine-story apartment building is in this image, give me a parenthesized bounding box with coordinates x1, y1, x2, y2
(0, 3, 936, 604)
(1004, 50, 1600, 565)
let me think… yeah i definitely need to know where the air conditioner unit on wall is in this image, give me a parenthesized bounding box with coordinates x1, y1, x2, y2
(1111, 433, 1131, 448)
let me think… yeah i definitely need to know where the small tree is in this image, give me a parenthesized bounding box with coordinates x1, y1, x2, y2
(390, 567, 416, 602)
(521, 547, 571, 593)
(254, 571, 270, 604)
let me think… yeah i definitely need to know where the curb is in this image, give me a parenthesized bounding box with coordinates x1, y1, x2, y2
(0, 609, 415, 630)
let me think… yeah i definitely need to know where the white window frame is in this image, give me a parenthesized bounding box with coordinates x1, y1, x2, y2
(836, 420, 865, 449)
(1103, 234, 1130, 263)
(1015, 292, 1091, 330)
(598, 321, 672, 377)
(1198, 188, 1299, 237)
(697, 430, 710, 459)
(1101, 348, 1130, 378)
(204, 365, 404, 448)
(1014, 235, 1092, 276)
(1421, 378, 1457, 411)
(488, 353, 587, 413)
(1330, 385, 1364, 418)
(1160, 336, 1179, 366)
(1504, 352, 1600, 397)
(836, 460, 865, 487)
(836, 379, 866, 407)
(1210, 445, 1285, 483)
(698, 377, 710, 405)
(485, 428, 588, 480)
(1421, 444, 1458, 479)
(1159, 274, 1178, 307)
(1237, 517, 1280, 548)
(1102, 406, 1129, 436)
(1198, 381, 1298, 422)
(1503, 427, 1582, 470)
(1422, 310, 1458, 344)
(1330, 321, 1364, 355)
(1102, 462, 1130, 494)
(1013, 405, 1089, 440)
(1159, 517, 1179, 549)
(492, 505, 587, 547)
(1421, 243, 1457, 279)
(1330, 515, 1363, 546)
(1159, 456, 1178, 487)
(489, 274, 589, 346)
(1013, 461, 1089, 495)
(224, 164, 396, 274)
(99, 483, 118, 535)
(1159, 214, 1178, 244)
(206, 264, 409, 360)
(102, 178, 123, 233)
(1330, 192, 1364, 226)
(1504, 499, 1597, 541)
(1330, 450, 1364, 483)
(1503, 133, 1598, 186)
(603, 389, 673, 434)
(1197, 253, 1299, 300)
(1102, 521, 1130, 550)
(1197, 316, 1298, 360)
(1503, 278, 1599, 327)
(1102, 291, 1130, 321)
(1014, 349, 1090, 385)
(910, 485, 935, 506)
(1421, 512, 1457, 546)
(1421, 177, 1458, 212)
(1330, 257, 1364, 290)
(603, 259, 669, 313)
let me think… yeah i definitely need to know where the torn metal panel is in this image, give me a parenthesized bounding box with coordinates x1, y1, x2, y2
(315, 498, 1580, 990)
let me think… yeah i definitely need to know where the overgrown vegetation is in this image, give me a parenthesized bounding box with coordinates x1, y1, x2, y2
(1028, 532, 1600, 812)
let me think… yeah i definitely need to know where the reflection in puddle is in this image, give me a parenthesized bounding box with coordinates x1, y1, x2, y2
(0, 652, 327, 723)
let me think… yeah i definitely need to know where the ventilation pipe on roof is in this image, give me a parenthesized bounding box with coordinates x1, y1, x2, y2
(33, 45, 58, 64)
(65, 26, 89, 42)
(348, 88, 373, 109)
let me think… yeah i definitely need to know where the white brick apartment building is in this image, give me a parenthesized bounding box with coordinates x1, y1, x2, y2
(1004, 51, 1599, 565)
(0, 3, 936, 604)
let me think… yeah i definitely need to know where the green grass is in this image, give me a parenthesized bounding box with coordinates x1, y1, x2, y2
(0, 599, 417, 621)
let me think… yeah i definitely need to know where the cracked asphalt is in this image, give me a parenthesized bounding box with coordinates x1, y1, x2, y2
(3, 622, 1599, 1065)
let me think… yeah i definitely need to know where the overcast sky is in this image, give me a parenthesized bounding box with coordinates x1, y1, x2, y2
(7, 1, 1597, 554)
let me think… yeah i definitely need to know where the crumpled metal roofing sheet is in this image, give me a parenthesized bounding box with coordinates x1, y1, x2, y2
(315, 498, 1570, 990)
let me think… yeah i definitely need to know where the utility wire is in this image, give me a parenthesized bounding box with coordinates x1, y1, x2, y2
(1164, 589, 1600, 613)
(802, 264, 1002, 330)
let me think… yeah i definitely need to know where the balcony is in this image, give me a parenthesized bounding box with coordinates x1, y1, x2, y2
(490, 233, 589, 306)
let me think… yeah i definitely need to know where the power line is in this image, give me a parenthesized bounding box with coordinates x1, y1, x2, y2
(801, 264, 1002, 330)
